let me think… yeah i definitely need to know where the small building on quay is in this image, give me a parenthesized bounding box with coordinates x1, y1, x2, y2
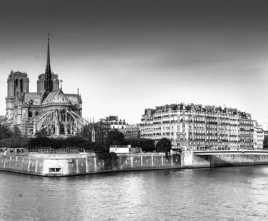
(109, 145, 142, 154)
(140, 103, 264, 150)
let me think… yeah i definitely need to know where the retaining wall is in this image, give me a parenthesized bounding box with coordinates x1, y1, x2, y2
(0, 154, 44, 175)
(0, 153, 181, 176)
(2, 151, 268, 177)
(192, 151, 268, 168)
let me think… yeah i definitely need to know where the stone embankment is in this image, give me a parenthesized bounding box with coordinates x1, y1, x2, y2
(181, 150, 268, 168)
(1, 150, 268, 176)
(0, 152, 181, 176)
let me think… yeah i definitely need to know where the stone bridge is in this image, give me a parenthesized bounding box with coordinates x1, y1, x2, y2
(181, 149, 268, 168)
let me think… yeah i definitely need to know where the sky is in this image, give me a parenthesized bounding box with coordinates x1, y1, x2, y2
(0, 0, 268, 127)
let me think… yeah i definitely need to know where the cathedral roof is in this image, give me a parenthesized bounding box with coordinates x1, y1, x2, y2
(24, 93, 42, 105)
(42, 89, 71, 106)
(65, 94, 82, 105)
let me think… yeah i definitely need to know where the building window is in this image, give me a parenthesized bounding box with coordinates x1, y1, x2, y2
(20, 79, 23, 92)
(49, 168, 61, 172)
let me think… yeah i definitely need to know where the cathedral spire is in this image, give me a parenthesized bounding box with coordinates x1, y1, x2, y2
(46, 33, 51, 73)
(44, 33, 53, 92)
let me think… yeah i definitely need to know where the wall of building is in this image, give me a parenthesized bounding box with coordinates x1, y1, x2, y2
(253, 121, 264, 149)
(6, 71, 30, 121)
(120, 124, 140, 139)
(140, 103, 259, 150)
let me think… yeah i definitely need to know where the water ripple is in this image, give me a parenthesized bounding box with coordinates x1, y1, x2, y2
(0, 167, 268, 220)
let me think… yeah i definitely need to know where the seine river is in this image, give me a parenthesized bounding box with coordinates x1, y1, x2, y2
(0, 166, 268, 221)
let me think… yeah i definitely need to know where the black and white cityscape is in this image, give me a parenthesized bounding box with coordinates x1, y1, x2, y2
(1, 0, 268, 220)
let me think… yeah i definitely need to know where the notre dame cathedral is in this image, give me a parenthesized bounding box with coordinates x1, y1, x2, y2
(5, 36, 85, 137)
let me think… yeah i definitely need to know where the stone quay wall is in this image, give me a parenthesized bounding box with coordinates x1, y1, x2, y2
(181, 150, 268, 168)
(2, 151, 268, 176)
(209, 152, 268, 167)
(0, 153, 181, 176)
(0, 154, 44, 175)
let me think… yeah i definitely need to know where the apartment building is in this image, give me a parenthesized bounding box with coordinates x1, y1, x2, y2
(100, 116, 127, 130)
(120, 124, 140, 139)
(253, 121, 264, 149)
(140, 103, 258, 150)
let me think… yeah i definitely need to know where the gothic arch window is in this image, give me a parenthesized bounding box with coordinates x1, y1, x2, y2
(20, 79, 23, 92)
(28, 111, 33, 118)
(14, 79, 18, 95)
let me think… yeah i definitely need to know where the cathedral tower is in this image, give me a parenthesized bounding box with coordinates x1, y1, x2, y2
(6, 71, 29, 119)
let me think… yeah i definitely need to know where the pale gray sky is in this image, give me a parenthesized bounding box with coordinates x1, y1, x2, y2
(0, 0, 268, 127)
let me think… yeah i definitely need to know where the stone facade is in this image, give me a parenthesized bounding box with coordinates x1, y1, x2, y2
(253, 121, 264, 149)
(140, 103, 261, 150)
(120, 124, 140, 139)
(98, 116, 140, 139)
(100, 115, 127, 130)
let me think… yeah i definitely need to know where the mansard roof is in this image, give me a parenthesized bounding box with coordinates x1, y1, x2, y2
(42, 89, 71, 106)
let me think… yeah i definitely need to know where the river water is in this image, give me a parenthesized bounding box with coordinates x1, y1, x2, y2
(0, 166, 268, 221)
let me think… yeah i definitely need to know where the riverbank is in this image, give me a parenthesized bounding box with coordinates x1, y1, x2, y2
(1, 150, 268, 176)
(0, 152, 181, 176)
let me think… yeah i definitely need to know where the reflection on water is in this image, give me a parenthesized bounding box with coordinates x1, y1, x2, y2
(0, 167, 268, 221)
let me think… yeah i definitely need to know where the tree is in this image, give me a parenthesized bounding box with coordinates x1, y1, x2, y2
(64, 136, 93, 150)
(0, 137, 28, 148)
(12, 126, 21, 138)
(156, 138, 171, 155)
(27, 137, 51, 149)
(105, 129, 125, 147)
(35, 128, 48, 138)
(0, 125, 13, 140)
(0, 126, 23, 148)
(80, 124, 92, 138)
(27, 136, 95, 151)
(94, 144, 106, 153)
(125, 138, 155, 152)
(140, 139, 155, 152)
